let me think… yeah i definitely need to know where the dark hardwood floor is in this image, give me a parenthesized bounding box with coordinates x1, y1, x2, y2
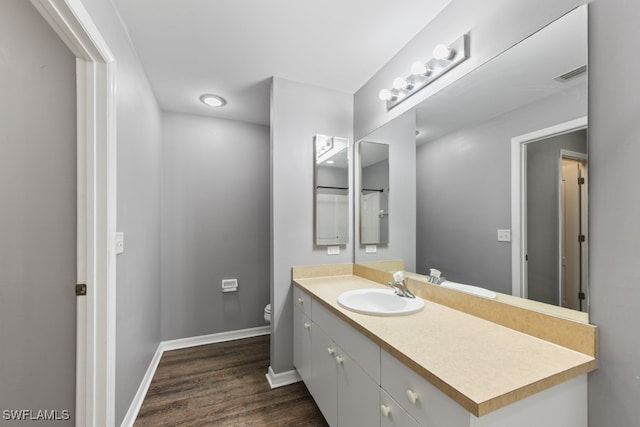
(134, 335, 328, 427)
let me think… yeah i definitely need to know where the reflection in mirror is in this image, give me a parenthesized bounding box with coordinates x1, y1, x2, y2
(314, 135, 349, 246)
(354, 5, 588, 321)
(359, 142, 389, 245)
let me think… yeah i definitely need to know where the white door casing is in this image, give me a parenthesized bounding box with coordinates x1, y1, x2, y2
(30, 1, 116, 426)
(510, 116, 587, 298)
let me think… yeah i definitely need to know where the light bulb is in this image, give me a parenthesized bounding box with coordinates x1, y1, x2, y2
(393, 77, 408, 90)
(200, 94, 226, 107)
(378, 89, 393, 101)
(411, 61, 432, 76)
(433, 44, 454, 60)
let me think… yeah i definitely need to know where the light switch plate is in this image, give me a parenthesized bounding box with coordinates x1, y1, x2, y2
(327, 246, 340, 255)
(115, 232, 124, 254)
(365, 245, 377, 253)
(497, 229, 511, 242)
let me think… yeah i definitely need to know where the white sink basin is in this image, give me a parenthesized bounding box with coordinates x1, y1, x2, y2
(337, 289, 425, 316)
(440, 281, 497, 299)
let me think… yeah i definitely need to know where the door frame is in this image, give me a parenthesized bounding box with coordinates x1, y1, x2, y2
(559, 151, 589, 310)
(510, 116, 587, 298)
(30, 1, 116, 426)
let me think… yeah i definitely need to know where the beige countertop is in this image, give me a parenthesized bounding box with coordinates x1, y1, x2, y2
(293, 274, 597, 417)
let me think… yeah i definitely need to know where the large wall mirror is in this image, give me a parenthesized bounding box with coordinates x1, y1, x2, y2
(355, 5, 589, 321)
(314, 134, 350, 246)
(359, 141, 389, 245)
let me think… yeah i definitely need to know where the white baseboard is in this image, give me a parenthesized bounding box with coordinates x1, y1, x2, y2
(119, 345, 163, 427)
(161, 325, 271, 352)
(265, 366, 301, 389)
(120, 326, 271, 427)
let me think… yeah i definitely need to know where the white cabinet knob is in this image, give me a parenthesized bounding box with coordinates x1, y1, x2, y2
(380, 405, 391, 417)
(406, 389, 419, 404)
(297, 297, 304, 304)
(327, 347, 335, 356)
(304, 322, 311, 329)
(335, 355, 344, 365)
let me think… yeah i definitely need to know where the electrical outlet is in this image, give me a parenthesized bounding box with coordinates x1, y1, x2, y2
(327, 246, 340, 255)
(365, 245, 377, 253)
(497, 229, 511, 242)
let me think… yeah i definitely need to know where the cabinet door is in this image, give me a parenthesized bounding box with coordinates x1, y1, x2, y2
(336, 347, 379, 427)
(311, 324, 338, 426)
(293, 306, 312, 388)
(380, 388, 420, 427)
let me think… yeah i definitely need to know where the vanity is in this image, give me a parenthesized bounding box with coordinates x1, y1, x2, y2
(292, 264, 597, 427)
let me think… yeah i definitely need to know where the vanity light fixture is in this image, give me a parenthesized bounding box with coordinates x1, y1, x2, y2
(379, 33, 469, 110)
(200, 94, 226, 107)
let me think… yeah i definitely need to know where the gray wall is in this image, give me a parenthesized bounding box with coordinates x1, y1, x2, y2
(355, 112, 417, 269)
(79, 0, 163, 424)
(527, 130, 587, 305)
(589, 0, 640, 425)
(0, 1, 76, 424)
(416, 87, 586, 294)
(354, 0, 583, 141)
(161, 112, 270, 340)
(271, 77, 353, 373)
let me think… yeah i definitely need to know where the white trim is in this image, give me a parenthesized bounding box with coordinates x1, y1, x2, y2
(30, 1, 116, 426)
(511, 117, 587, 298)
(162, 326, 271, 352)
(120, 327, 272, 427)
(265, 366, 302, 389)
(119, 346, 163, 427)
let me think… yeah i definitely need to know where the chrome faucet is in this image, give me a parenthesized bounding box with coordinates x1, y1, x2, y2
(428, 268, 446, 285)
(387, 271, 416, 299)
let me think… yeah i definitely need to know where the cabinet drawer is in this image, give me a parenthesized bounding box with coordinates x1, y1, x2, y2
(381, 349, 468, 427)
(293, 286, 312, 318)
(380, 388, 420, 427)
(313, 301, 380, 383)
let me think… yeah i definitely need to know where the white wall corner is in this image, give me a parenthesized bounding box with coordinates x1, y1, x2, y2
(265, 366, 302, 389)
(119, 345, 163, 427)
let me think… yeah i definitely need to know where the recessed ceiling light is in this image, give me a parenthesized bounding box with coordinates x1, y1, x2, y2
(200, 94, 226, 107)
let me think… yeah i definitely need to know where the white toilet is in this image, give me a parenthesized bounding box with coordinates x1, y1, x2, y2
(263, 304, 271, 324)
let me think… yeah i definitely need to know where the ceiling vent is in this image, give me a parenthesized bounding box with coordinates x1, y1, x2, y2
(554, 64, 587, 82)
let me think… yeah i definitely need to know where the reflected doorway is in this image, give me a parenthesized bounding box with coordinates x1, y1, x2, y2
(524, 128, 588, 312)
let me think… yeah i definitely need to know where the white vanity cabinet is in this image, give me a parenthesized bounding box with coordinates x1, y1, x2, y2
(292, 282, 589, 427)
(294, 288, 380, 427)
(381, 349, 588, 427)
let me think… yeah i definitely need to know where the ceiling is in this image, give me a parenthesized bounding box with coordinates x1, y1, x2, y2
(111, 0, 451, 126)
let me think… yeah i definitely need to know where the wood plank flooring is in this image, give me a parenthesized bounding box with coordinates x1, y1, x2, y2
(134, 335, 328, 426)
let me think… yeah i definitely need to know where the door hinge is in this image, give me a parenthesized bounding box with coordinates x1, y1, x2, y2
(525, 254, 528, 261)
(578, 292, 586, 300)
(578, 177, 585, 185)
(76, 283, 87, 296)
(578, 235, 586, 242)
